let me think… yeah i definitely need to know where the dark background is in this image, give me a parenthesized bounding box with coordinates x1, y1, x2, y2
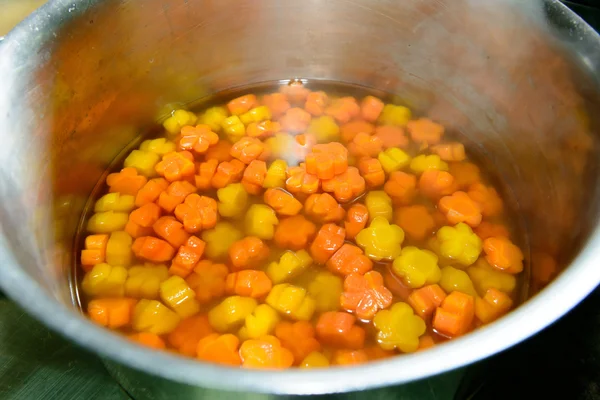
(1, 1, 600, 399)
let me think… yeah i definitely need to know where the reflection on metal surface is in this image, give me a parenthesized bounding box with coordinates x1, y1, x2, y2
(0, 0, 599, 394)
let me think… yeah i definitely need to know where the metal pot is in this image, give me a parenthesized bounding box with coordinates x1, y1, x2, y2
(0, 0, 599, 395)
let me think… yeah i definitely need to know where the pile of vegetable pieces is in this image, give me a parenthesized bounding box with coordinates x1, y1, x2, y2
(80, 82, 525, 369)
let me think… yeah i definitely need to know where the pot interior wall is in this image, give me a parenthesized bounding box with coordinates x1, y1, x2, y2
(0, 0, 599, 310)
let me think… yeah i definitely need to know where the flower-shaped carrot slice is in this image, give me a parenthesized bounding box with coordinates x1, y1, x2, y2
(155, 151, 195, 182)
(384, 171, 417, 206)
(358, 157, 386, 189)
(279, 107, 312, 133)
(196, 333, 242, 366)
(211, 159, 246, 189)
(344, 204, 369, 240)
(360, 96, 385, 122)
(321, 166, 365, 203)
(132, 236, 176, 263)
(275, 321, 321, 364)
(340, 120, 375, 143)
(228, 236, 270, 271)
(340, 271, 393, 320)
(225, 270, 272, 298)
(394, 205, 436, 242)
(286, 164, 321, 195)
(315, 311, 365, 349)
(418, 169, 458, 200)
(448, 162, 481, 189)
(483, 237, 524, 274)
(305, 142, 348, 180)
(204, 140, 233, 162)
(327, 243, 373, 276)
(169, 235, 206, 277)
(242, 160, 267, 195)
(230, 137, 267, 165)
(227, 94, 258, 115)
(431, 142, 466, 162)
(186, 260, 229, 303)
(264, 188, 303, 216)
(324, 97, 360, 124)
(348, 132, 384, 158)
(157, 181, 197, 213)
(178, 124, 219, 155)
(195, 159, 219, 190)
(304, 193, 345, 223)
(280, 82, 310, 104)
(168, 314, 214, 357)
(239, 335, 294, 369)
(407, 118, 444, 145)
(438, 191, 483, 227)
(174, 194, 218, 233)
(467, 183, 503, 217)
(135, 177, 169, 207)
(310, 223, 346, 264)
(153, 216, 190, 248)
(304, 91, 329, 116)
(332, 350, 368, 366)
(246, 120, 281, 139)
(107, 167, 148, 196)
(273, 215, 316, 251)
(262, 92, 291, 118)
(373, 125, 409, 149)
(474, 221, 510, 240)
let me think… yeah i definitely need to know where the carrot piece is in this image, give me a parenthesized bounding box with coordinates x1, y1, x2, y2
(247, 120, 281, 139)
(316, 312, 366, 349)
(239, 335, 294, 369)
(262, 92, 291, 118)
(531, 251, 557, 285)
(333, 350, 368, 366)
(394, 205, 436, 242)
(433, 291, 475, 337)
(279, 107, 312, 133)
(474, 221, 510, 240)
(264, 188, 303, 216)
(364, 346, 395, 361)
(304, 193, 345, 223)
(168, 314, 214, 357)
(274, 215, 317, 251)
(241, 160, 267, 195)
(483, 237, 524, 274)
(230, 137, 267, 165)
(408, 284, 447, 319)
(373, 125, 409, 149)
(431, 142, 466, 162)
(340, 271, 393, 320)
(344, 204, 369, 240)
(124, 221, 154, 239)
(304, 91, 329, 116)
(474, 288, 513, 324)
(360, 95, 385, 122)
(407, 118, 444, 145)
(135, 178, 169, 207)
(178, 124, 219, 155)
(280, 82, 310, 104)
(467, 183, 503, 217)
(305, 142, 348, 180)
(129, 332, 166, 350)
(186, 260, 229, 303)
(153, 216, 190, 248)
(438, 191, 483, 227)
(327, 243, 373, 276)
(225, 270, 273, 298)
(348, 132, 384, 158)
(88, 298, 137, 328)
(157, 180, 197, 213)
(196, 333, 242, 366)
(418, 169, 458, 200)
(321, 166, 365, 203)
(174, 194, 218, 234)
(358, 157, 386, 189)
(340, 120, 375, 143)
(132, 236, 176, 262)
(448, 162, 481, 189)
(275, 321, 321, 364)
(155, 151, 195, 182)
(129, 203, 161, 228)
(383, 268, 413, 300)
(195, 159, 218, 190)
(324, 97, 360, 124)
(384, 171, 417, 206)
(211, 159, 246, 189)
(310, 223, 346, 264)
(417, 335, 436, 351)
(107, 167, 148, 196)
(228, 236, 270, 271)
(285, 164, 321, 195)
(169, 235, 206, 277)
(81, 234, 109, 270)
(227, 94, 258, 115)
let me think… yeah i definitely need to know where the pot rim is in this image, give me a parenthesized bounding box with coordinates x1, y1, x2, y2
(1, 0, 599, 394)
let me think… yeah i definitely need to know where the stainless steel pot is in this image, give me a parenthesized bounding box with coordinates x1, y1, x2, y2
(1, 0, 599, 395)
